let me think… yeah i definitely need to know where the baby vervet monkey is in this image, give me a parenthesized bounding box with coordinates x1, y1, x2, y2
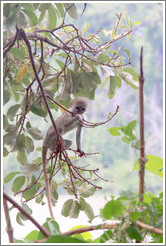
(42, 97, 88, 220)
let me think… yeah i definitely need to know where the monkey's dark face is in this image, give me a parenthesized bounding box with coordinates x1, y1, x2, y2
(74, 105, 86, 114)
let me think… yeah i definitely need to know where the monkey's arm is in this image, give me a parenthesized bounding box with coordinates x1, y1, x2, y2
(76, 124, 83, 153)
(64, 115, 81, 128)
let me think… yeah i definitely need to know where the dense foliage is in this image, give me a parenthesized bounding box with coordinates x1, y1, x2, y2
(3, 2, 163, 244)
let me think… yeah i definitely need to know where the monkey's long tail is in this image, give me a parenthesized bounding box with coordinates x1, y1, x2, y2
(42, 145, 55, 221)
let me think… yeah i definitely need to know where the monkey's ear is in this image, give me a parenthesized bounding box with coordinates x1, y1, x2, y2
(70, 99, 73, 107)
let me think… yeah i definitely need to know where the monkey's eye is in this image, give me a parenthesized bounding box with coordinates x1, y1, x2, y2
(76, 106, 80, 110)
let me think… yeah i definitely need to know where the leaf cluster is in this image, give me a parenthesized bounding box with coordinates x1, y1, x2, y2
(14, 191, 163, 243)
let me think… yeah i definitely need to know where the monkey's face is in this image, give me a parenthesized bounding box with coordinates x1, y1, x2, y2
(74, 104, 86, 115)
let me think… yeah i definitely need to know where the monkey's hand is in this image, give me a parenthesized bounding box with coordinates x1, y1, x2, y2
(77, 149, 86, 157)
(74, 114, 82, 122)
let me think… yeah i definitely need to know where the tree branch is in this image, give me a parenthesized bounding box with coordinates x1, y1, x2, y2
(136, 220, 163, 235)
(3, 188, 14, 243)
(60, 220, 163, 236)
(3, 192, 50, 238)
(138, 46, 145, 202)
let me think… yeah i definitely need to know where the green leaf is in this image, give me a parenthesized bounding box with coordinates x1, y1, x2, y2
(55, 3, 65, 17)
(69, 200, 80, 219)
(126, 33, 131, 42)
(46, 235, 87, 243)
(71, 225, 92, 239)
(7, 104, 20, 121)
(80, 186, 96, 198)
(130, 211, 141, 222)
(17, 150, 28, 165)
(3, 3, 11, 17)
(3, 114, 9, 131)
(39, 3, 52, 11)
(107, 75, 121, 99)
(126, 226, 142, 241)
(52, 190, 59, 201)
(30, 105, 47, 117)
(9, 48, 24, 59)
(20, 204, 32, 220)
(4, 171, 20, 184)
(63, 3, 78, 19)
(133, 21, 141, 25)
(84, 202, 94, 220)
(23, 183, 41, 200)
(80, 72, 97, 92)
(100, 230, 113, 243)
(120, 25, 128, 29)
(47, 6, 57, 29)
(82, 59, 98, 73)
(96, 51, 110, 63)
(79, 197, 86, 210)
(100, 66, 114, 78)
(33, 3, 40, 9)
(35, 193, 44, 204)
(16, 212, 25, 226)
(125, 14, 130, 25)
(129, 20, 133, 29)
(38, 219, 60, 240)
(133, 155, 163, 177)
(25, 136, 34, 153)
(16, 134, 26, 150)
(23, 3, 34, 10)
(119, 71, 139, 89)
(108, 127, 121, 136)
(82, 23, 89, 35)
(101, 77, 109, 89)
(38, 10, 46, 23)
(27, 127, 43, 140)
(3, 90, 11, 105)
(103, 200, 124, 219)
(24, 230, 39, 242)
(119, 71, 132, 82)
(124, 48, 130, 57)
(111, 28, 115, 38)
(143, 191, 156, 204)
(46, 219, 60, 235)
(123, 67, 139, 81)
(12, 176, 25, 193)
(3, 147, 9, 157)
(4, 131, 16, 145)
(56, 59, 65, 70)
(61, 199, 73, 217)
(22, 8, 38, 26)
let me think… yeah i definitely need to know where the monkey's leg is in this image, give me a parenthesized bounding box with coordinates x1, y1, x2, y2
(63, 139, 72, 149)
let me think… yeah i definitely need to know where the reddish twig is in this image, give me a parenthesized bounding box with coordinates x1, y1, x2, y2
(115, 12, 123, 34)
(82, 105, 119, 128)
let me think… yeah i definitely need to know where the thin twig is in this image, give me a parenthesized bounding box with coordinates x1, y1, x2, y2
(82, 105, 119, 127)
(3, 27, 19, 56)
